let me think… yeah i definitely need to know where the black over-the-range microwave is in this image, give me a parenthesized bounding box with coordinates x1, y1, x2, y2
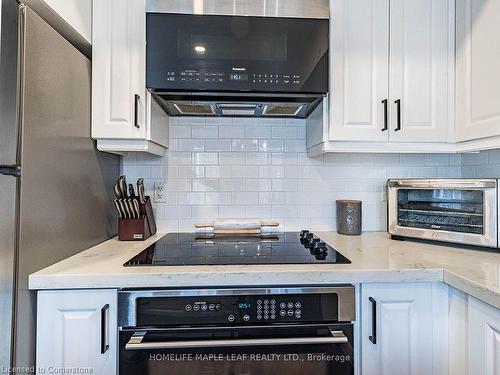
(146, 13, 329, 118)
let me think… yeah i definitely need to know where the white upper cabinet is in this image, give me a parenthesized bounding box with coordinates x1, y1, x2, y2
(310, 0, 455, 154)
(389, 0, 453, 142)
(329, 0, 390, 142)
(92, 0, 169, 155)
(456, 0, 500, 142)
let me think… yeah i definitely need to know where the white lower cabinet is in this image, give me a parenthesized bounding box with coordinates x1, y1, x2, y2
(36, 289, 117, 375)
(360, 283, 445, 375)
(468, 296, 500, 375)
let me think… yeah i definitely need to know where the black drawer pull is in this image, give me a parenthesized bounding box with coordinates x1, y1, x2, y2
(368, 297, 377, 344)
(134, 94, 140, 129)
(101, 304, 110, 354)
(382, 99, 388, 131)
(394, 99, 401, 131)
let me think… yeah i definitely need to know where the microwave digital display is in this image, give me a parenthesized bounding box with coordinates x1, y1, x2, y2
(230, 74, 249, 81)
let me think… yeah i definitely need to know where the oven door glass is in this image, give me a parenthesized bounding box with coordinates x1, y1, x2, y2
(146, 14, 329, 93)
(119, 324, 354, 375)
(397, 189, 484, 234)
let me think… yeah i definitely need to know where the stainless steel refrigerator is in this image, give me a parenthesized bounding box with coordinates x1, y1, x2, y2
(0, 1, 119, 370)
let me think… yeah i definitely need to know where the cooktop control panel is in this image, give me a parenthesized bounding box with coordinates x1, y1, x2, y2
(136, 292, 339, 327)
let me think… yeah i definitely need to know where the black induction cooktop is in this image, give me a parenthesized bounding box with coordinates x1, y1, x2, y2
(123, 231, 351, 266)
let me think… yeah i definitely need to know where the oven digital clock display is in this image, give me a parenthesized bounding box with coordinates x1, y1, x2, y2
(238, 303, 251, 309)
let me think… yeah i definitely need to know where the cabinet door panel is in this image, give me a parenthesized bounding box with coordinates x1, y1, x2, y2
(456, 0, 500, 141)
(468, 297, 500, 375)
(389, 0, 452, 142)
(361, 283, 434, 375)
(37, 290, 117, 375)
(92, 0, 146, 139)
(329, 0, 389, 141)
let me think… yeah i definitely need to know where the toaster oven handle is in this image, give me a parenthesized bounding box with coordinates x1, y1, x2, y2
(125, 329, 348, 350)
(388, 180, 497, 189)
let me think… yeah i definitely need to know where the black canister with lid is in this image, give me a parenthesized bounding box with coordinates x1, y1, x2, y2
(336, 200, 362, 235)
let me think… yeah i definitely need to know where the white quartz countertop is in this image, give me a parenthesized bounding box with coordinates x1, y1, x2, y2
(28, 232, 500, 309)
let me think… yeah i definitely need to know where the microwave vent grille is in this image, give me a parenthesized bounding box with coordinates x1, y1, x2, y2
(173, 103, 215, 115)
(263, 104, 303, 116)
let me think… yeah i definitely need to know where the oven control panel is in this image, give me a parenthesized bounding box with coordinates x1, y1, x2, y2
(136, 292, 340, 327)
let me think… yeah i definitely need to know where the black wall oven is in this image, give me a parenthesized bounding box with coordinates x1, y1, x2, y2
(118, 286, 355, 375)
(146, 13, 329, 118)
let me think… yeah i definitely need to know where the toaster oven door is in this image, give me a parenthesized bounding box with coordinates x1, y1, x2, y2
(388, 179, 498, 247)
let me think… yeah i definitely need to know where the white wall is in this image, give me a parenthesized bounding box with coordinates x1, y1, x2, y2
(42, 0, 91, 42)
(122, 117, 463, 233)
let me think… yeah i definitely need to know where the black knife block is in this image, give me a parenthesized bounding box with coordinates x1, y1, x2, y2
(118, 196, 157, 241)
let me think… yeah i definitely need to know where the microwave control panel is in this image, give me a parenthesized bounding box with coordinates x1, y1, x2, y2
(135, 293, 339, 327)
(165, 70, 302, 86)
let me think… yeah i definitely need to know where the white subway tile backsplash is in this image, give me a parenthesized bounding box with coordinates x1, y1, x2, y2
(206, 192, 231, 205)
(245, 126, 271, 139)
(206, 166, 232, 178)
(246, 152, 269, 165)
(191, 206, 218, 219)
(220, 152, 245, 165)
(219, 126, 245, 139)
(231, 139, 258, 151)
(271, 153, 298, 165)
(219, 179, 246, 192)
(259, 166, 284, 178)
(178, 192, 205, 205)
(424, 154, 450, 166)
(192, 126, 218, 138)
(178, 166, 205, 179)
(245, 179, 271, 192)
(284, 140, 306, 152)
(259, 140, 285, 152)
(232, 192, 259, 205)
(192, 179, 219, 192)
(192, 152, 218, 165)
(231, 165, 258, 178)
(205, 139, 232, 152)
(170, 126, 191, 139)
(177, 139, 205, 152)
(123, 117, 467, 232)
(272, 127, 298, 139)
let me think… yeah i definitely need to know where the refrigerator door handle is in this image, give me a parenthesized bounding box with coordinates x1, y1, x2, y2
(0, 165, 21, 177)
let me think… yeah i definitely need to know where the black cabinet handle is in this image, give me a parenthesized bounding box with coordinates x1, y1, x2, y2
(394, 99, 401, 131)
(101, 304, 110, 354)
(381, 99, 388, 131)
(134, 94, 140, 129)
(0, 165, 21, 177)
(368, 297, 377, 344)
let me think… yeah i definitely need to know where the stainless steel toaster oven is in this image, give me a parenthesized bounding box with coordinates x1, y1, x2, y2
(388, 179, 498, 248)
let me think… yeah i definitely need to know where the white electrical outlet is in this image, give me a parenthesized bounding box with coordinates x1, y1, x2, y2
(154, 181, 168, 203)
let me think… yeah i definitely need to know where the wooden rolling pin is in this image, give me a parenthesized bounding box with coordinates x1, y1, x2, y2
(195, 219, 279, 234)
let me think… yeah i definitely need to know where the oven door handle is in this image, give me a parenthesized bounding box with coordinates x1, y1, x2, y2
(125, 329, 348, 350)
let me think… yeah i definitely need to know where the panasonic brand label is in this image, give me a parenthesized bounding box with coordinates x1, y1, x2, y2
(232, 67, 246, 72)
